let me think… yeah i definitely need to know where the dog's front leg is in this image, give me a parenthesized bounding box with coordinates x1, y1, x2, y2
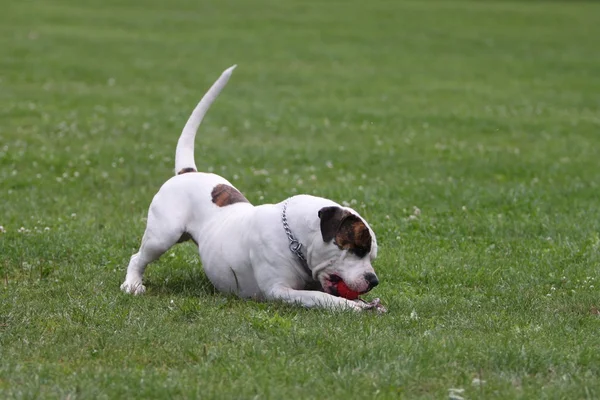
(266, 286, 368, 311)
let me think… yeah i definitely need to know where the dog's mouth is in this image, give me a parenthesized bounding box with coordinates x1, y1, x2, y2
(323, 274, 368, 296)
(324, 274, 342, 294)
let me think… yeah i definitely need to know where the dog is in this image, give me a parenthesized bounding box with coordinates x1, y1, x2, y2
(121, 65, 382, 311)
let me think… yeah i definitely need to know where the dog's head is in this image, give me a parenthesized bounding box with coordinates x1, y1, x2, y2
(310, 206, 379, 296)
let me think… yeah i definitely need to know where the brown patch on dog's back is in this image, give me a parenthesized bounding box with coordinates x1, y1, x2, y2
(318, 206, 372, 257)
(177, 167, 197, 175)
(211, 184, 250, 207)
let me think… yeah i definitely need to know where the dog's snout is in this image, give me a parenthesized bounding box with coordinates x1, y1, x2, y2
(365, 272, 379, 290)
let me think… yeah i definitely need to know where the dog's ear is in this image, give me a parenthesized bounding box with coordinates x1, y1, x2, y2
(318, 206, 372, 257)
(318, 206, 351, 242)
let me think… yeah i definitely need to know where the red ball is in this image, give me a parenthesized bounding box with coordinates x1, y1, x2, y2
(336, 281, 361, 300)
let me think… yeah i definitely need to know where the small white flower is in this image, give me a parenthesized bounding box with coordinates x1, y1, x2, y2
(71, 213, 77, 218)
(448, 388, 465, 400)
(410, 310, 419, 320)
(0, 225, 5, 233)
(44, 227, 50, 231)
(18, 226, 26, 233)
(408, 215, 418, 221)
(472, 378, 486, 386)
(325, 161, 333, 169)
(413, 206, 421, 216)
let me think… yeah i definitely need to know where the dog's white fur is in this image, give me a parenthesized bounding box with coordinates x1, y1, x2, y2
(121, 66, 380, 311)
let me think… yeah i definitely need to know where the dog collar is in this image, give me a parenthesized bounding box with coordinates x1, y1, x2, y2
(281, 199, 312, 276)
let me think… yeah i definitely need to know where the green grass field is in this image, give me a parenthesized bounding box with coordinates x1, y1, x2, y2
(2, 0, 600, 398)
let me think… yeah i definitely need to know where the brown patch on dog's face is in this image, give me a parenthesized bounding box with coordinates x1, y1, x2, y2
(211, 184, 250, 207)
(318, 206, 372, 257)
(177, 167, 197, 175)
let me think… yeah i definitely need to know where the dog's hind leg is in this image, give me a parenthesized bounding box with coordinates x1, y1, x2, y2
(120, 209, 185, 295)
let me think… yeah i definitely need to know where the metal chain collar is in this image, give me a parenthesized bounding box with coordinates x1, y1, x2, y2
(281, 199, 311, 275)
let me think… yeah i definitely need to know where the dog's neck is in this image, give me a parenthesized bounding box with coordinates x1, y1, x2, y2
(281, 195, 339, 279)
(281, 199, 310, 274)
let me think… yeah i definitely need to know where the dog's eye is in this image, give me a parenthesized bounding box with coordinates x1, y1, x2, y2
(350, 247, 369, 258)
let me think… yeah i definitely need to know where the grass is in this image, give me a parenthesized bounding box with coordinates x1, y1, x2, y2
(1, 0, 600, 398)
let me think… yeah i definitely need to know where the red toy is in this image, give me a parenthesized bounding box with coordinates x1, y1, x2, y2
(335, 280, 361, 300)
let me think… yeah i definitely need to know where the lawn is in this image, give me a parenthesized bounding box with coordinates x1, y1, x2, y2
(1, 0, 600, 398)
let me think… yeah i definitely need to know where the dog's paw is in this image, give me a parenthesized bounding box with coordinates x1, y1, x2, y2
(345, 299, 371, 312)
(120, 281, 146, 295)
(356, 298, 387, 313)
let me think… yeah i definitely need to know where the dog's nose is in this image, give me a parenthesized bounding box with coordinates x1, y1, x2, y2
(364, 273, 379, 290)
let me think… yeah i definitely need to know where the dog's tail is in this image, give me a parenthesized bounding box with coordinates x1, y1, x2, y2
(175, 65, 237, 175)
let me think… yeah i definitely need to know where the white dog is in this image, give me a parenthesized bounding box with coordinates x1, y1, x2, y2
(121, 66, 383, 311)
